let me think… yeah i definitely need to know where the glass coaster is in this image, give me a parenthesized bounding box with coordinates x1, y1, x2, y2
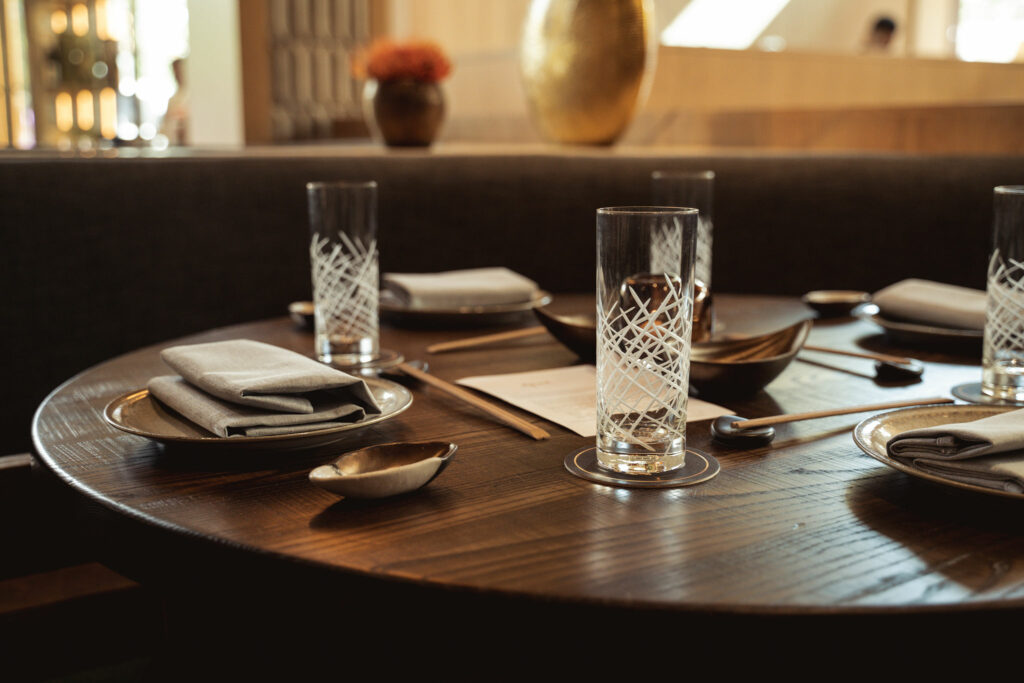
(564, 446, 720, 489)
(951, 382, 1024, 406)
(329, 349, 404, 372)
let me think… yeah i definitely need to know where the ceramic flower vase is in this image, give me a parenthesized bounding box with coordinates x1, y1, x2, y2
(363, 79, 445, 147)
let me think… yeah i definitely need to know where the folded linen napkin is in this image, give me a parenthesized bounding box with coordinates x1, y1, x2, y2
(872, 278, 985, 330)
(886, 408, 1024, 493)
(148, 376, 373, 437)
(382, 267, 538, 309)
(148, 339, 381, 437)
(160, 339, 379, 414)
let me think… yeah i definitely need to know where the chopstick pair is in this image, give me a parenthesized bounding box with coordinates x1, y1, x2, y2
(428, 328, 918, 367)
(396, 361, 550, 441)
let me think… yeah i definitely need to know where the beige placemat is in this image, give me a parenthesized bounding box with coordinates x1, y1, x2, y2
(456, 364, 731, 437)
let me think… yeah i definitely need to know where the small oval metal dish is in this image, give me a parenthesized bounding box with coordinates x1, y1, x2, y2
(288, 301, 315, 330)
(801, 290, 871, 317)
(309, 441, 457, 499)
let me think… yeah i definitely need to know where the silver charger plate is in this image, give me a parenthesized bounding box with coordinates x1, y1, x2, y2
(104, 376, 413, 451)
(852, 403, 1023, 500)
(565, 446, 720, 489)
(380, 289, 553, 327)
(863, 312, 982, 346)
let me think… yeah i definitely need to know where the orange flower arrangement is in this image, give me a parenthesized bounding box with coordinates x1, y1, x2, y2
(358, 39, 452, 83)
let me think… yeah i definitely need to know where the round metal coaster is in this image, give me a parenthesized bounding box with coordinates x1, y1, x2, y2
(951, 382, 1024, 406)
(329, 349, 404, 372)
(564, 446, 720, 489)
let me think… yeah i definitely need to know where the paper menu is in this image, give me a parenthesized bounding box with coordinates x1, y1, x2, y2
(456, 364, 731, 437)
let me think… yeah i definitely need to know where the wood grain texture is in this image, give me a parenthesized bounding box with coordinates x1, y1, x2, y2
(30, 294, 1024, 619)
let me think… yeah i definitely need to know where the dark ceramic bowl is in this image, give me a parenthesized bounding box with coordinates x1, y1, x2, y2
(688, 319, 813, 398)
(534, 305, 812, 398)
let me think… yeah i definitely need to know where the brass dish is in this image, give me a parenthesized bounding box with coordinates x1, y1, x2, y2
(801, 290, 871, 317)
(309, 441, 457, 498)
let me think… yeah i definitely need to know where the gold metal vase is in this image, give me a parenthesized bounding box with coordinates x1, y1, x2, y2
(520, 0, 655, 146)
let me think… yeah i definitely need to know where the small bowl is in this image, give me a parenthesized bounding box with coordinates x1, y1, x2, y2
(801, 290, 871, 318)
(534, 306, 596, 362)
(689, 319, 812, 398)
(309, 441, 457, 499)
(289, 301, 315, 330)
(535, 305, 810, 397)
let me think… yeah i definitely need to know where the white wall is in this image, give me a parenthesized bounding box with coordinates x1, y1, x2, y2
(186, 0, 244, 146)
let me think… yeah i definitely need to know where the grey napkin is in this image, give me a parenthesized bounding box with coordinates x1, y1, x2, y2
(872, 278, 986, 330)
(148, 376, 370, 437)
(382, 267, 538, 308)
(160, 339, 379, 414)
(886, 408, 1024, 493)
(149, 339, 381, 438)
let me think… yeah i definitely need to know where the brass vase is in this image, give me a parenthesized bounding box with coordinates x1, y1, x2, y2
(363, 79, 445, 147)
(520, 0, 655, 145)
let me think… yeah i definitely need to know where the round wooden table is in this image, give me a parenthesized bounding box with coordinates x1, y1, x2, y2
(31, 295, 1024, 671)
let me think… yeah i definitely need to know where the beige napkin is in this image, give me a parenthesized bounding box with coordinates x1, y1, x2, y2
(886, 408, 1024, 493)
(148, 376, 372, 437)
(872, 278, 985, 330)
(160, 339, 379, 413)
(148, 339, 381, 437)
(382, 267, 538, 308)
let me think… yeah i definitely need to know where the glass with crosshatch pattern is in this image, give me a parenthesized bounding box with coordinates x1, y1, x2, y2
(983, 186, 1024, 400)
(596, 207, 698, 475)
(652, 170, 715, 342)
(307, 181, 379, 365)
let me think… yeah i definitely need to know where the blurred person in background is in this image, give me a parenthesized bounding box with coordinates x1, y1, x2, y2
(864, 15, 897, 53)
(161, 58, 190, 145)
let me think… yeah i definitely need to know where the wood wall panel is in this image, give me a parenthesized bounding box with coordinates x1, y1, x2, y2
(441, 45, 1024, 154)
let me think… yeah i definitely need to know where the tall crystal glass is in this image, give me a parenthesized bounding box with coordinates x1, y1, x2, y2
(652, 170, 714, 341)
(596, 207, 698, 475)
(983, 185, 1024, 400)
(307, 181, 379, 365)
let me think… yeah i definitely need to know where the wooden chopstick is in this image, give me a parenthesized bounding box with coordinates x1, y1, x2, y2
(802, 344, 916, 365)
(732, 396, 954, 430)
(427, 326, 548, 354)
(397, 362, 550, 440)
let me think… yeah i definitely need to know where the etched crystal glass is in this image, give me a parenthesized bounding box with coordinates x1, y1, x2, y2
(307, 181, 379, 365)
(652, 170, 714, 341)
(596, 207, 698, 475)
(983, 186, 1024, 400)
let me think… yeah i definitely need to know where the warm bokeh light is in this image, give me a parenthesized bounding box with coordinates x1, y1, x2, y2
(118, 121, 139, 140)
(55, 92, 73, 132)
(99, 87, 117, 138)
(50, 9, 68, 34)
(71, 3, 89, 37)
(76, 90, 94, 130)
(95, 0, 109, 40)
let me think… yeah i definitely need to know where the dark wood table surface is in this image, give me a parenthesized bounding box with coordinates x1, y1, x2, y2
(30, 293, 1024, 665)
